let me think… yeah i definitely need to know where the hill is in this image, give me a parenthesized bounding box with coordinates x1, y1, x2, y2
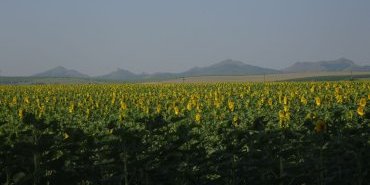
(96, 59, 279, 81)
(283, 58, 369, 73)
(181, 59, 280, 76)
(97, 68, 139, 80)
(33, 66, 89, 78)
(8, 58, 370, 83)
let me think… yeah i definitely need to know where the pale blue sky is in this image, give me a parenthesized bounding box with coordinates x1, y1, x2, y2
(1, 0, 370, 76)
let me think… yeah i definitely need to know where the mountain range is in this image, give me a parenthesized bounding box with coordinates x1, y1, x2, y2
(283, 58, 370, 73)
(31, 58, 370, 81)
(180, 59, 280, 76)
(32, 66, 89, 78)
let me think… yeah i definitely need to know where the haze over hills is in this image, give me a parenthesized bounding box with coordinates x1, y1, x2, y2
(94, 59, 279, 80)
(283, 58, 370, 73)
(33, 66, 89, 78)
(180, 59, 280, 76)
(98, 68, 139, 80)
(28, 58, 370, 81)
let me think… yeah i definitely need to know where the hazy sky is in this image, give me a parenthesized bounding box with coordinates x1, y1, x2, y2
(1, 0, 370, 76)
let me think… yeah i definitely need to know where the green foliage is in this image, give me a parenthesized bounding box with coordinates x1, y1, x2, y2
(0, 113, 369, 184)
(0, 82, 369, 184)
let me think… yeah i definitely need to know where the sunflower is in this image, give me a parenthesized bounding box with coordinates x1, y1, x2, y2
(63, 133, 69, 140)
(232, 114, 239, 125)
(268, 98, 273, 106)
(301, 96, 307, 105)
(24, 97, 30, 104)
(195, 113, 201, 123)
(68, 103, 74, 113)
(156, 104, 161, 114)
(359, 98, 366, 107)
(357, 106, 365, 116)
(174, 106, 180, 116)
(18, 109, 23, 120)
(228, 99, 235, 112)
(186, 102, 192, 111)
(315, 97, 321, 106)
(284, 105, 289, 112)
(120, 101, 127, 111)
(283, 96, 288, 105)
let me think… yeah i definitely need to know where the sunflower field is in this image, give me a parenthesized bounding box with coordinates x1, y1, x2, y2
(0, 82, 369, 185)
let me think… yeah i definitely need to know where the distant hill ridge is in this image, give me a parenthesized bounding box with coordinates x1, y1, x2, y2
(32, 58, 370, 80)
(33, 66, 89, 78)
(180, 59, 279, 76)
(95, 59, 279, 80)
(98, 68, 138, 80)
(283, 58, 370, 73)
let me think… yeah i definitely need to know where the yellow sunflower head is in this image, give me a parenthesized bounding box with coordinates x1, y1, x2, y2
(315, 97, 321, 106)
(359, 98, 366, 107)
(195, 113, 201, 123)
(357, 106, 365, 116)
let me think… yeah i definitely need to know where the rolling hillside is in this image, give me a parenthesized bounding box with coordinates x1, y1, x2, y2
(283, 58, 370, 73)
(33, 66, 89, 78)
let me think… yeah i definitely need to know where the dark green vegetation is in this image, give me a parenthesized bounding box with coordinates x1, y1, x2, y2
(0, 82, 369, 184)
(1, 111, 370, 185)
